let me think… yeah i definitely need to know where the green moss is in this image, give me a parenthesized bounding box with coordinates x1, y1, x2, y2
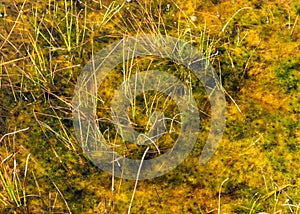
(275, 58, 300, 93)
(0, 0, 300, 213)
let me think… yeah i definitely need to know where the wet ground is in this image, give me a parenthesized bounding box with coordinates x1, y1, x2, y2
(0, 0, 299, 213)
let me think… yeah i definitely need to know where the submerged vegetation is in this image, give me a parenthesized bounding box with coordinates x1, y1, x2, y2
(0, 0, 299, 213)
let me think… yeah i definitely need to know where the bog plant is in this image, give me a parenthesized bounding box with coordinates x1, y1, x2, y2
(0, 0, 299, 213)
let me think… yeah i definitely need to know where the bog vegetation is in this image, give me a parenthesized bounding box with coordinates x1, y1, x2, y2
(0, 0, 299, 213)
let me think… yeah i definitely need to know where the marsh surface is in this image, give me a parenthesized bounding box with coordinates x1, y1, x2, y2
(0, 0, 299, 213)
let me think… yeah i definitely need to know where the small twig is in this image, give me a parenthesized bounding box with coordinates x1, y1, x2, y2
(49, 178, 72, 214)
(218, 178, 229, 214)
(0, 0, 27, 50)
(128, 147, 150, 214)
(221, 7, 252, 33)
(0, 127, 30, 143)
(223, 87, 241, 113)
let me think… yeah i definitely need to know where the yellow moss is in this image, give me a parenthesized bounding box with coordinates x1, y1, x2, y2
(244, 29, 260, 47)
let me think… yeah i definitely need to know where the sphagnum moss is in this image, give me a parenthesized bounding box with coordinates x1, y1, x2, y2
(0, 0, 299, 213)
